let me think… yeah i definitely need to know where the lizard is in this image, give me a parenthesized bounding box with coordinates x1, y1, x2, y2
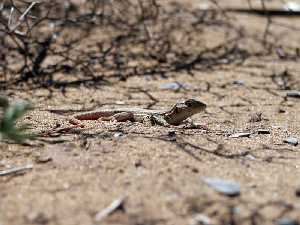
(68, 99, 207, 127)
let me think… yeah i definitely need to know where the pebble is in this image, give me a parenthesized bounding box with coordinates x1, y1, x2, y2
(198, 3, 210, 10)
(202, 177, 240, 197)
(284, 2, 300, 11)
(167, 131, 177, 141)
(160, 82, 190, 91)
(233, 80, 245, 86)
(283, 137, 298, 146)
(245, 154, 256, 160)
(190, 214, 212, 225)
(286, 91, 300, 98)
(115, 101, 125, 105)
(295, 187, 300, 197)
(278, 108, 286, 113)
(257, 129, 270, 134)
(276, 218, 299, 225)
(114, 132, 125, 139)
(229, 132, 251, 138)
(35, 155, 52, 164)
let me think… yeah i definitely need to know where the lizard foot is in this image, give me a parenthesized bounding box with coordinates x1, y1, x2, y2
(69, 117, 85, 128)
(182, 118, 208, 130)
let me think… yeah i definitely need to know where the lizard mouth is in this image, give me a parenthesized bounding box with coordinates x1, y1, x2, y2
(184, 99, 207, 111)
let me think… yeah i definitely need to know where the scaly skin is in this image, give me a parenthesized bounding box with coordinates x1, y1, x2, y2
(69, 99, 207, 126)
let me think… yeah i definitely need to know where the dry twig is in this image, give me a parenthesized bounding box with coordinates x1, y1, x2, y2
(0, 164, 33, 176)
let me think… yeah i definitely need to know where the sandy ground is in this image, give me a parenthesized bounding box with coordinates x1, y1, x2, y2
(1, 1, 300, 225)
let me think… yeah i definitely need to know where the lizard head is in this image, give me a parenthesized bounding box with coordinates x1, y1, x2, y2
(181, 99, 207, 112)
(165, 98, 207, 125)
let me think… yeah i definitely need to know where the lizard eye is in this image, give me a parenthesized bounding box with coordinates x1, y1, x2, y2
(185, 100, 194, 107)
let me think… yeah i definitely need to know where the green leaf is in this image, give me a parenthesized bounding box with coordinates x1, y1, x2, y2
(0, 98, 35, 143)
(0, 96, 9, 109)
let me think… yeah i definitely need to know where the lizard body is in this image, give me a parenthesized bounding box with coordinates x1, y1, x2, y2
(70, 99, 207, 126)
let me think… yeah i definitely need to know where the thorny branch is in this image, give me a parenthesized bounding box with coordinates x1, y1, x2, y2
(1, 0, 298, 90)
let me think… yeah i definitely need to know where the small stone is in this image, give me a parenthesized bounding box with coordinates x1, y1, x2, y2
(232, 206, 241, 214)
(134, 160, 143, 168)
(286, 91, 300, 98)
(264, 156, 273, 163)
(202, 177, 240, 197)
(233, 80, 245, 86)
(286, 101, 295, 107)
(284, 2, 300, 11)
(26, 212, 49, 225)
(295, 187, 300, 197)
(35, 155, 52, 164)
(160, 82, 190, 91)
(283, 137, 298, 146)
(198, 3, 209, 10)
(257, 129, 270, 134)
(114, 132, 125, 139)
(115, 101, 125, 105)
(229, 132, 251, 138)
(245, 154, 256, 160)
(190, 214, 212, 225)
(191, 167, 199, 173)
(276, 218, 299, 225)
(167, 131, 177, 141)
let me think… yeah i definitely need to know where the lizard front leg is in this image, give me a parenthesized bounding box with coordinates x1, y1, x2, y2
(121, 113, 162, 126)
(131, 114, 155, 126)
(181, 118, 208, 130)
(129, 114, 170, 127)
(151, 115, 170, 127)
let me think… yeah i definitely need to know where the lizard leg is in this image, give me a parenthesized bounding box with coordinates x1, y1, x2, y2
(132, 114, 153, 126)
(182, 118, 208, 130)
(151, 115, 170, 127)
(69, 117, 85, 127)
(127, 113, 165, 126)
(100, 112, 134, 122)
